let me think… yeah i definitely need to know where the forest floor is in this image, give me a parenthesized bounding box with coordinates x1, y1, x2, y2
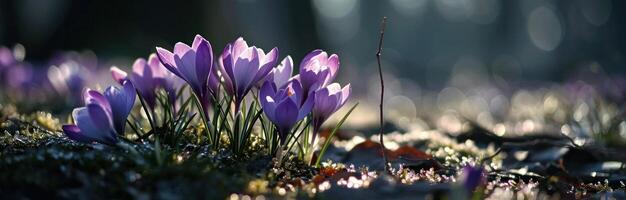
(1, 100, 626, 199)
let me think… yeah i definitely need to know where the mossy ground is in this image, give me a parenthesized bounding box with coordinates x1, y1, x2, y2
(2, 103, 626, 199)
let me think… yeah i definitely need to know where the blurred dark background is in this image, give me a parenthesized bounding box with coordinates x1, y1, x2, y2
(1, 0, 624, 90)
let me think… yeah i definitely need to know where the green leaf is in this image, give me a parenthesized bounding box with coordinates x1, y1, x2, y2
(315, 102, 358, 167)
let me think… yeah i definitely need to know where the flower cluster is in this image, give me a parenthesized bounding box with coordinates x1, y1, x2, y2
(55, 34, 352, 165)
(0, 46, 98, 107)
(260, 50, 350, 147)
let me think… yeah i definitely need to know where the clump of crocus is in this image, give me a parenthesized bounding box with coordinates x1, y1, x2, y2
(259, 79, 314, 144)
(62, 81, 136, 145)
(111, 53, 179, 109)
(49, 34, 355, 166)
(156, 35, 214, 117)
(257, 51, 353, 163)
(218, 37, 278, 112)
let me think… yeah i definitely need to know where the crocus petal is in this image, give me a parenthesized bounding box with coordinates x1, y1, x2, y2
(339, 83, 351, 107)
(73, 107, 99, 139)
(260, 81, 278, 121)
(220, 44, 236, 85)
(132, 58, 149, 77)
(156, 47, 181, 77)
(299, 49, 323, 71)
(174, 50, 200, 93)
(74, 107, 116, 144)
(325, 54, 340, 84)
(298, 91, 315, 119)
(191, 34, 207, 49)
(173, 42, 192, 57)
(253, 47, 278, 84)
(218, 47, 236, 96)
(300, 66, 330, 92)
(274, 98, 299, 139)
(87, 104, 114, 131)
(207, 68, 221, 96)
(288, 79, 304, 104)
(122, 81, 137, 113)
(270, 56, 293, 88)
(103, 81, 136, 134)
(231, 37, 249, 58)
(110, 66, 128, 85)
(131, 59, 155, 98)
(193, 36, 213, 94)
(148, 54, 167, 78)
(233, 48, 260, 98)
(148, 53, 180, 102)
(314, 87, 338, 118)
(260, 47, 279, 67)
(83, 89, 113, 117)
(62, 124, 93, 143)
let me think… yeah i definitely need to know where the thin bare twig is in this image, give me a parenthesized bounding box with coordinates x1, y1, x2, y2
(376, 17, 390, 173)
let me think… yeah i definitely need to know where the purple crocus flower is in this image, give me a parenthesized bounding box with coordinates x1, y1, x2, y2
(156, 35, 214, 115)
(111, 54, 179, 109)
(298, 50, 339, 95)
(218, 37, 279, 111)
(259, 79, 314, 144)
(48, 61, 88, 104)
(62, 81, 136, 145)
(459, 165, 485, 194)
(311, 83, 350, 141)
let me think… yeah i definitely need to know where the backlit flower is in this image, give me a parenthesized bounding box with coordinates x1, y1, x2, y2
(298, 50, 339, 94)
(219, 37, 278, 111)
(62, 81, 136, 145)
(259, 79, 314, 144)
(156, 34, 214, 114)
(111, 54, 179, 109)
(311, 83, 350, 137)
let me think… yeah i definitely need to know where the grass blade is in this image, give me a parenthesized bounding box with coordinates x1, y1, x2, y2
(315, 102, 358, 167)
